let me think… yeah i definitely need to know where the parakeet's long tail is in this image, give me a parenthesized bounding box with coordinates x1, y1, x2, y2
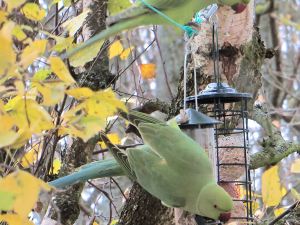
(66, 16, 146, 58)
(49, 159, 124, 189)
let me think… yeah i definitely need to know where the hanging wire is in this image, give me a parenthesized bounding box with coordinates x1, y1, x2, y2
(184, 4, 219, 111)
(183, 34, 194, 111)
(210, 15, 221, 90)
(193, 59, 199, 110)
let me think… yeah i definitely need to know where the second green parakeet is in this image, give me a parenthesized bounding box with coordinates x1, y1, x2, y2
(67, 0, 250, 57)
(101, 110, 233, 222)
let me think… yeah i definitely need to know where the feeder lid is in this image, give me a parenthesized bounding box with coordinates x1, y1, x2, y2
(177, 108, 221, 129)
(186, 83, 252, 104)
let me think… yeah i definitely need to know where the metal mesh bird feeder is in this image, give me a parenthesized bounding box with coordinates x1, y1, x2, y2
(186, 83, 253, 222)
(184, 17, 253, 223)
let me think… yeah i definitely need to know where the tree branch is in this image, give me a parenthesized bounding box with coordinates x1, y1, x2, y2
(250, 105, 300, 169)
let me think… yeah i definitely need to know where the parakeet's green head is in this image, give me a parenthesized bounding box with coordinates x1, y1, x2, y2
(197, 183, 233, 222)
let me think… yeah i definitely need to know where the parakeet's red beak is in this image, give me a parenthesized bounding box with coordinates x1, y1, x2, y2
(231, 3, 247, 13)
(219, 212, 231, 222)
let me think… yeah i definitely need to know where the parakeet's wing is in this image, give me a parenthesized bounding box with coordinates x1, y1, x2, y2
(107, 0, 187, 25)
(127, 145, 186, 207)
(138, 123, 213, 174)
(100, 133, 136, 180)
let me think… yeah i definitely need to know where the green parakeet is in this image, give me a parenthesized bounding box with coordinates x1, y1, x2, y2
(67, 0, 250, 57)
(101, 110, 233, 222)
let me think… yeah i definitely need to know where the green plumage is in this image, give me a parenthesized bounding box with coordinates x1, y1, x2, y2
(66, 0, 250, 57)
(51, 110, 234, 220)
(101, 111, 233, 220)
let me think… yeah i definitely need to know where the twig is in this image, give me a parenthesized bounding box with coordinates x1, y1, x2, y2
(110, 177, 127, 200)
(269, 202, 299, 225)
(87, 181, 120, 224)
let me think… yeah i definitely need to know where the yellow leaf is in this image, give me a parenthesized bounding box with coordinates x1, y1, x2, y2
(60, 114, 106, 141)
(5, 0, 26, 12)
(99, 133, 120, 148)
(49, 57, 76, 84)
(20, 148, 37, 168)
(6, 97, 54, 139)
(20, 143, 42, 168)
(32, 69, 52, 82)
(0, 214, 33, 225)
(0, 22, 16, 76)
(291, 159, 300, 173)
(63, 0, 72, 7)
(274, 207, 285, 217)
(61, 88, 127, 141)
(12, 25, 27, 41)
(85, 88, 127, 117)
(0, 10, 8, 24)
(14, 80, 25, 95)
(109, 40, 124, 59)
(21, 3, 46, 21)
(34, 81, 66, 106)
(93, 222, 99, 225)
(41, 31, 74, 52)
(66, 87, 94, 99)
(111, 219, 118, 225)
(69, 40, 104, 67)
(0, 130, 20, 148)
(9, 129, 33, 149)
(140, 63, 156, 79)
(52, 36, 74, 52)
(120, 47, 134, 60)
(262, 165, 286, 207)
(0, 109, 20, 148)
(62, 10, 90, 36)
(51, 158, 61, 174)
(19, 40, 47, 68)
(0, 170, 51, 218)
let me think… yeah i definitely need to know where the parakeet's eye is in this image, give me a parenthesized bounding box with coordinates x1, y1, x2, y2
(214, 204, 217, 208)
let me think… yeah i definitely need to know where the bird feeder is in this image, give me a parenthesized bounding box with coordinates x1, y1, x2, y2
(186, 83, 253, 222)
(184, 17, 253, 223)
